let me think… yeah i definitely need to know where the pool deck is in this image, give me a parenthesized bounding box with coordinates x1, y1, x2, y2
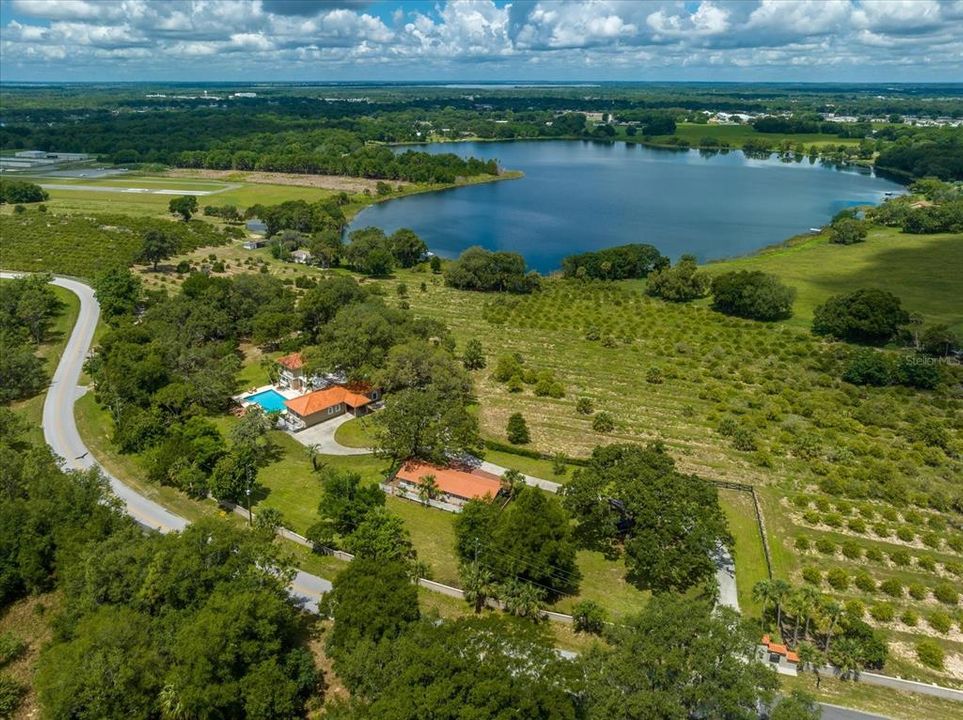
(235, 384, 302, 407)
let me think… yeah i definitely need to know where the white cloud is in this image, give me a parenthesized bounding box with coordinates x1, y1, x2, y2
(0, 0, 960, 79)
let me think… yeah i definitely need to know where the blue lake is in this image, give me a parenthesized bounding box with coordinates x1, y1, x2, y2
(347, 141, 905, 273)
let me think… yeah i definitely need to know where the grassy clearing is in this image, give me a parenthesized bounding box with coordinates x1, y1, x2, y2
(479, 447, 576, 483)
(705, 226, 963, 334)
(718, 489, 770, 616)
(0, 591, 61, 719)
(781, 672, 963, 720)
(648, 122, 861, 149)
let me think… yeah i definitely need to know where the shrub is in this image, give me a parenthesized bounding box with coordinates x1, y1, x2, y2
(645, 366, 664, 384)
(889, 549, 910, 567)
(845, 599, 865, 619)
(854, 571, 876, 592)
(865, 547, 884, 563)
(572, 600, 608, 634)
(731, 426, 757, 452)
(816, 538, 837, 555)
(795, 536, 811, 552)
(922, 532, 942, 549)
(842, 348, 892, 386)
(933, 582, 960, 605)
(848, 518, 867, 534)
(0, 633, 26, 666)
(946, 535, 963, 553)
(823, 512, 843, 528)
(916, 556, 936, 572)
(575, 397, 594, 415)
(802, 510, 821, 525)
(506, 413, 531, 445)
(927, 611, 953, 634)
(896, 526, 915, 542)
(901, 609, 918, 627)
(879, 578, 903, 598)
(826, 567, 849, 590)
(592, 412, 615, 433)
(802, 566, 823, 585)
(908, 583, 928, 601)
(829, 217, 869, 245)
(841, 541, 862, 560)
(814, 497, 831, 512)
(0, 676, 26, 718)
(944, 562, 962, 578)
(792, 495, 811, 509)
(916, 640, 945, 670)
(869, 603, 895, 622)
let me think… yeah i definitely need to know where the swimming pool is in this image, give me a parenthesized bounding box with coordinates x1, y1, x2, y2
(245, 389, 287, 413)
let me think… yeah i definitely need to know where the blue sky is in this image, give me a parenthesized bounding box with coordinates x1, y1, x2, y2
(1, 1, 961, 83)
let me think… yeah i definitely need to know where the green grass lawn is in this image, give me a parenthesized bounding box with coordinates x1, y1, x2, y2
(705, 226, 963, 334)
(781, 672, 963, 720)
(480, 447, 577, 483)
(718, 488, 770, 617)
(333, 415, 376, 448)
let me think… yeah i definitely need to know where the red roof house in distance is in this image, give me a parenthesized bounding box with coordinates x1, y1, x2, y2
(276, 352, 306, 392)
(284, 385, 372, 428)
(392, 460, 502, 510)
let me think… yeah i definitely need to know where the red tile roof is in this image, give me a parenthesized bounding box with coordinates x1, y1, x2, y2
(277, 352, 304, 370)
(396, 460, 501, 501)
(284, 386, 370, 417)
(761, 636, 798, 663)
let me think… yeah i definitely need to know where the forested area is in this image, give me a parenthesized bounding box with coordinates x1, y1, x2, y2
(2, 83, 960, 181)
(0, 273, 62, 402)
(0, 409, 320, 719)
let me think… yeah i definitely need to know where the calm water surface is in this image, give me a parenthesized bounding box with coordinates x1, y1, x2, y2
(349, 141, 904, 273)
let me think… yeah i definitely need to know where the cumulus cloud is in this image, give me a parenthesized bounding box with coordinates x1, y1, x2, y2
(0, 0, 960, 80)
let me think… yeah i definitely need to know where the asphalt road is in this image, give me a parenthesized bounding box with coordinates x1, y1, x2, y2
(818, 703, 890, 720)
(1, 272, 330, 611)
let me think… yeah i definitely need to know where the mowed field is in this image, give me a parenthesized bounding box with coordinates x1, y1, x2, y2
(654, 122, 863, 149)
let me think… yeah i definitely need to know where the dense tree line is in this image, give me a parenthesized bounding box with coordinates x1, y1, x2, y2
(87, 270, 296, 497)
(562, 243, 669, 280)
(0, 411, 320, 719)
(0, 273, 62, 403)
(321, 557, 793, 720)
(875, 131, 963, 181)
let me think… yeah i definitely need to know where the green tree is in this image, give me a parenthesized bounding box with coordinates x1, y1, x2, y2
(812, 288, 909, 344)
(711, 270, 795, 321)
(770, 690, 822, 720)
(455, 487, 580, 599)
(829, 217, 869, 245)
(93, 265, 142, 321)
(920, 324, 958, 356)
(322, 559, 419, 657)
(429, 255, 442, 273)
(561, 443, 731, 593)
(459, 561, 495, 614)
(645, 254, 710, 302)
(168, 195, 198, 221)
(138, 229, 177, 271)
(462, 337, 486, 370)
(506, 412, 531, 444)
(345, 227, 395, 276)
(343, 508, 417, 567)
(208, 446, 258, 504)
(306, 467, 386, 547)
(572, 600, 607, 634)
(581, 595, 777, 720)
(373, 386, 480, 463)
(389, 228, 428, 268)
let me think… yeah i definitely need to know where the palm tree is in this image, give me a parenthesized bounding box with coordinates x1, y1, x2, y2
(771, 579, 791, 633)
(306, 444, 326, 476)
(830, 637, 864, 681)
(417, 474, 439, 506)
(821, 599, 844, 654)
(461, 561, 494, 614)
(785, 589, 811, 647)
(799, 585, 821, 640)
(498, 579, 544, 620)
(796, 641, 822, 675)
(159, 684, 186, 720)
(752, 579, 776, 631)
(500, 469, 524, 501)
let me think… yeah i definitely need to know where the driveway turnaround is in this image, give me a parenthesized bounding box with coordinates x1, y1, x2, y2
(0, 272, 331, 609)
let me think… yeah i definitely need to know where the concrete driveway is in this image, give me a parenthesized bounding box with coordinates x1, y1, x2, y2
(286, 412, 371, 455)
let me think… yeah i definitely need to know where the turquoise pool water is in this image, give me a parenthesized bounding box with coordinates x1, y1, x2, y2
(245, 389, 287, 413)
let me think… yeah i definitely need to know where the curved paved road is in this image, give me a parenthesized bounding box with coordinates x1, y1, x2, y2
(1, 272, 330, 611)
